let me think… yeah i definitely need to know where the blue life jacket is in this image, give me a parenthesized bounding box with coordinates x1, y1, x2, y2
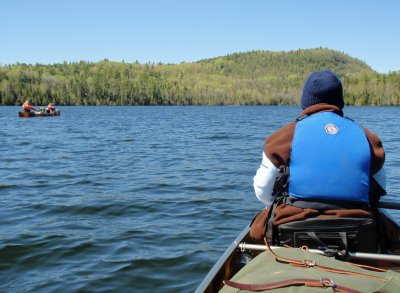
(289, 112, 371, 204)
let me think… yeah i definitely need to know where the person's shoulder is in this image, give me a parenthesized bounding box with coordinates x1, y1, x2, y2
(361, 126, 383, 145)
(264, 121, 297, 145)
(263, 121, 297, 167)
(266, 121, 297, 141)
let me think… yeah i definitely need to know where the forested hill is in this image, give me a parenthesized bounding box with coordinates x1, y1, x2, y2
(1, 48, 399, 106)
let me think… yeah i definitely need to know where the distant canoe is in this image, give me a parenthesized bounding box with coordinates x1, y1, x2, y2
(18, 110, 61, 117)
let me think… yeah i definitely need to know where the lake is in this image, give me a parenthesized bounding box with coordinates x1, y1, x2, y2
(1, 106, 399, 292)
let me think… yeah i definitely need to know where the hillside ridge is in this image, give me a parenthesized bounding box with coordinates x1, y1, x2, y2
(1, 48, 399, 106)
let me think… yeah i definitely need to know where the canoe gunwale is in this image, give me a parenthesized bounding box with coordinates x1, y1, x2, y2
(195, 226, 250, 293)
(196, 207, 400, 292)
(18, 109, 61, 117)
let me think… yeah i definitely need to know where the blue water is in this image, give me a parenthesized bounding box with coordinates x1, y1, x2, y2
(1, 106, 399, 292)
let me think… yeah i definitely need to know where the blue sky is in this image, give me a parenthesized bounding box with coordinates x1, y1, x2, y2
(1, 0, 399, 73)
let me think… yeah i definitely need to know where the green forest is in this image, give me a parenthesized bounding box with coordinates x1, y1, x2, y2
(1, 48, 399, 106)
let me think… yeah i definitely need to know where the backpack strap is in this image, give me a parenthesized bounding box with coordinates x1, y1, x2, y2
(265, 166, 291, 244)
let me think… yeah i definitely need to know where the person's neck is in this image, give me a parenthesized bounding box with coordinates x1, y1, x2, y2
(300, 103, 343, 118)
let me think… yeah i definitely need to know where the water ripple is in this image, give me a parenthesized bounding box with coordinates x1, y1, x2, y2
(0, 106, 399, 292)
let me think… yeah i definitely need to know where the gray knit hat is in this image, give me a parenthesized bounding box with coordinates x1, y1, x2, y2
(300, 71, 344, 109)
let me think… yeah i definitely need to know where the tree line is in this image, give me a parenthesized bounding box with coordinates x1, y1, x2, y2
(1, 48, 399, 106)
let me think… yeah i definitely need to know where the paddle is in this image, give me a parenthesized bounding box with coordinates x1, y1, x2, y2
(238, 242, 400, 263)
(376, 200, 400, 210)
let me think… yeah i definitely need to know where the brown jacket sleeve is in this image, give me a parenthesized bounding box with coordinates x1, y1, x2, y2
(263, 121, 296, 169)
(362, 127, 385, 174)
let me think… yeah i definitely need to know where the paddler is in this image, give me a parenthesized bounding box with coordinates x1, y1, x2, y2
(22, 99, 39, 112)
(251, 70, 386, 243)
(46, 102, 55, 113)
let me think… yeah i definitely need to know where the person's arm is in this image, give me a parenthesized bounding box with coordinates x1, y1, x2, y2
(254, 122, 296, 207)
(253, 152, 280, 207)
(362, 126, 386, 198)
(373, 167, 386, 191)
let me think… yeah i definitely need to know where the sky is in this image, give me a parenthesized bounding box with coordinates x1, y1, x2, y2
(1, 0, 400, 73)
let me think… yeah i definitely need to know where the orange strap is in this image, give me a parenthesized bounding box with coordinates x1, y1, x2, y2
(263, 238, 386, 282)
(224, 278, 362, 293)
(349, 261, 387, 272)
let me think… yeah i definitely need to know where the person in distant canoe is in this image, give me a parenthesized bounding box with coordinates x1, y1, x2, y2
(251, 70, 386, 242)
(22, 100, 39, 112)
(46, 102, 55, 113)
